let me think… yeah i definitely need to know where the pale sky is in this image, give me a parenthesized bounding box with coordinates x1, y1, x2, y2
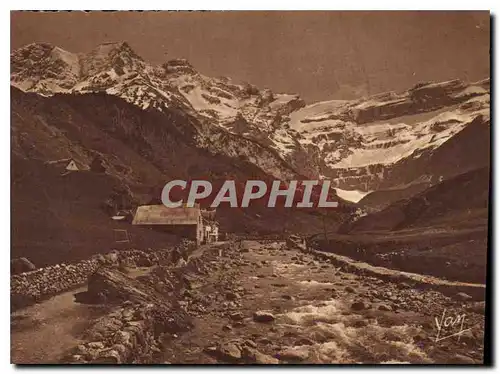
(11, 11, 490, 102)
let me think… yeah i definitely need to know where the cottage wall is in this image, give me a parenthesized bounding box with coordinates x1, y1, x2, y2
(132, 205, 204, 245)
(145, 224, 200, 245)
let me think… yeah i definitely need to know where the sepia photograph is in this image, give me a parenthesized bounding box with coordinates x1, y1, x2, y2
(9, 10, 491, 365)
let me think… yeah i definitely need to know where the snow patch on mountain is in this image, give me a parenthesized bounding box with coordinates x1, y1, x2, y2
(11, 42, 490, 190)
(286, 82, 489, 170)
(334, 188, 372, 203)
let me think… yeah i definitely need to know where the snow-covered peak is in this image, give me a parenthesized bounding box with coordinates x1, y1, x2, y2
(80, 41, 145, 78)
(162, 58, 197, 75)
(11, 43, 81, 94)
(286, 79, 489, 173)
(10, 42, 304, 127)
(12, 42, 56, 59)
(10, 42, 490, 191)
(10, 42, 313, 169)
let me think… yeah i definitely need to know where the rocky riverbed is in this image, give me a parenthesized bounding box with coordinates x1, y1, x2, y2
(160, 240, 485, 364)
(11, 240, 486, 364)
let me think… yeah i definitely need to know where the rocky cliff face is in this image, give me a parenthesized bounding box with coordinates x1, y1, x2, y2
(287, 79, 490, 192)
(11, 42, 490, 196)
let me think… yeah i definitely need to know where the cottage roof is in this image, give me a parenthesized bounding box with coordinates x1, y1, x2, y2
(132, 204, 201, 225)
(45, 157, 88, 170)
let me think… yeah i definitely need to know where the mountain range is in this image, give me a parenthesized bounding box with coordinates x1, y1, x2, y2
(12, 42, 490, 195)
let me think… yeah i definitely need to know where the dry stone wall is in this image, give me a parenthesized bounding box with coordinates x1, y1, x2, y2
(11, 258, 100, 310)
(64, 244, 204, 364)
(64, 302, 188, 364)
(11, 240, 193, 311)
(11, 239, 206, 363)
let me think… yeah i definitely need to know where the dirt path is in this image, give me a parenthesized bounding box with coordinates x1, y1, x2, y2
(161, 241, 485, 364)
(10, 267, 154, 364)
(11, 286, 104, 364)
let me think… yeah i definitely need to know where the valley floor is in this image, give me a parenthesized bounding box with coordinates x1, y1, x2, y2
(160, 241, 485, 364)
(10, 240, 486, 364)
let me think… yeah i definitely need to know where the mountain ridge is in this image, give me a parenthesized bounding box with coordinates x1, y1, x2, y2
(11, 42, 490, 197)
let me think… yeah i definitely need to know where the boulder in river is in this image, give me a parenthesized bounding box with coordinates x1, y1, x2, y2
(253, 311, 275, 323)
(286, 235, 306, 251)
(455, 292, 473, 301)
(205, 342, 242, 362)
(242, 347, 279, 364)
(275, 347, 309, 362)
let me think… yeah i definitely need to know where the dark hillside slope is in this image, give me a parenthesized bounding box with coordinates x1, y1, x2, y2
(11, 88, 352, 257)
(314, 168, 490, 283)
(11, 157, 180, 267)
(348, 167, 490, 232)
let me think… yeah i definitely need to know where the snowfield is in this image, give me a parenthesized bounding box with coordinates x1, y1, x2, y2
(11, 42, 490, 193)
(334, 188, 372, 203)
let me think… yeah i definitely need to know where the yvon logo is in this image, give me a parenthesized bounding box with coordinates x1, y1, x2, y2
(434, 309, 471, 343)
